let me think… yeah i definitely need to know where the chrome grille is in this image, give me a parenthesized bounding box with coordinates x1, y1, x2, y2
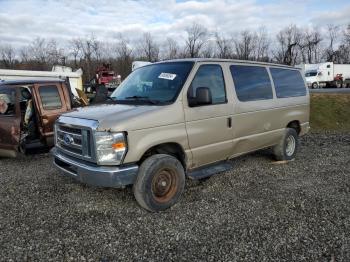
(55, 116, 98, 162)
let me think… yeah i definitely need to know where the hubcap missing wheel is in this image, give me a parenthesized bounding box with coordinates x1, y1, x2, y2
(151, 168, 178, 203)
(286, 135, 296, 156)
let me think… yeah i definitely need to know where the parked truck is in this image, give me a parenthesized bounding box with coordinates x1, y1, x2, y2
(299, 62, 350, 88)
(88, 63, 121, 92)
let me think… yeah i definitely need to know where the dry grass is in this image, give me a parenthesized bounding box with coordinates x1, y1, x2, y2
(310, 93, 350, 131)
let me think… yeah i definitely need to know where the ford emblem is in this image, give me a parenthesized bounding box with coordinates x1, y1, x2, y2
(63, 134, 74, 145)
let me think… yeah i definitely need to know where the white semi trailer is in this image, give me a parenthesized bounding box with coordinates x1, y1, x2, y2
(299, 62, 350, 88)
(0, 66, 83, 96)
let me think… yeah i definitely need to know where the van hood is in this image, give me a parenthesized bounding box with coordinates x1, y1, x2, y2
(61, 102, 184, 131)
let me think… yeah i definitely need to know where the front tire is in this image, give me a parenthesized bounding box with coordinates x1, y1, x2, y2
(311, 82, 318, 89)
(133, 154, 185, 212)
(273, 128, 299, 161)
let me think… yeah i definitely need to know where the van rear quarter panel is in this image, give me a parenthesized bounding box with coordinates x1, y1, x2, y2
(228, 63, 309, 156)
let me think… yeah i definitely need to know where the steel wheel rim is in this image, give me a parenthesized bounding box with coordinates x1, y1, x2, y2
(151, 168, 178, 203)
(286, 135, 296, 157)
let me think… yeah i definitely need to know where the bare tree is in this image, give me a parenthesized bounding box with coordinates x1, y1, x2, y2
(324, 24, 340, 62)
(0, 44, 16, 68)
(114, 35, 134, 78)
(335, 24, 350, 63)
(254, 27, 270, 62)
(234, 30, 257, 60)
(115, 38, 133, 60)
(185, 23, 208, 58)
(138, 32, 159, 62)
(163, 37, 179, 60)
(200, 40, 215, 58)
(300, 29, 322, 63)
(46, 39, 64, 65)
(69, 38, 83, 68)
(77, 35, 102, 80)
(275, 25, 302, 65)
(19, 46, 30, 64)
(215, 32, 232, 59)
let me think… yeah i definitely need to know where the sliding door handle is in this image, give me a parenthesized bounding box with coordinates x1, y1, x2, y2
(227, 117, 232, 128)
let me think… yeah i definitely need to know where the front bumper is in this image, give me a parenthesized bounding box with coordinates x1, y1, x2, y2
(52, 147, 138, 188)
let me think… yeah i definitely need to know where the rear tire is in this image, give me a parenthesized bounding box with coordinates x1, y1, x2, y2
(133, 154, 185, 212)
(273, 128, 299, 161)
(336, 80, 342, 88)
(311, 82, 318, 89)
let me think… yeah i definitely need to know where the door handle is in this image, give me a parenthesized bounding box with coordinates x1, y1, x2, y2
(227, 117, 232, 128)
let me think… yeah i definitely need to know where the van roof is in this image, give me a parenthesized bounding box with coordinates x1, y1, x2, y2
(155, 58, 298, 69)
(0, 79, 65, 86)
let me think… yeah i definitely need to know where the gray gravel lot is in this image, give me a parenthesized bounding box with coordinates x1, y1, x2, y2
(0, 132, 350, 261)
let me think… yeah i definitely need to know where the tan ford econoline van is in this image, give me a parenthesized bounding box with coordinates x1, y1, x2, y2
(52, 59, 310, 212)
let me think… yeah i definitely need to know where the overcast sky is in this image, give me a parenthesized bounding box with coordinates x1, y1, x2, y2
(0, 0, 350, 47)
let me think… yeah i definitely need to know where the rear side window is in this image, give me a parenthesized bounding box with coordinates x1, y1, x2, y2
(39, 85, 62, 110)
(188, 64, 226, 105)
(270, 68, 306, 98)
(230, 65, 273, 102)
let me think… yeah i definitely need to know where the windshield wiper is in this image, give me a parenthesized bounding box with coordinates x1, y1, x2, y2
(124, 96, 161, 105)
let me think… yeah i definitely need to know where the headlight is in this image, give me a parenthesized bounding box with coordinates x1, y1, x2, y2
(95, 132, 127, 165)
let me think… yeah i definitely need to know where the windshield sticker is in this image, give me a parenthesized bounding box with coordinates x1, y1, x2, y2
(158, 73, 177, 80)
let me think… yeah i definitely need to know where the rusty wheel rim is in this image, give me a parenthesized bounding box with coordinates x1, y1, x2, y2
(151, 168, 178, 203)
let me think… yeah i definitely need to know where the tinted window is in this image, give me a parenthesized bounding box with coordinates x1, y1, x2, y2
(230, 65, 273, 102)
(39, 85, 62, 110)
(270, 68, 306, 98)
(0, 86, 16, 115)
(305, 71, 317, 77)
(188, 64, 226, 105)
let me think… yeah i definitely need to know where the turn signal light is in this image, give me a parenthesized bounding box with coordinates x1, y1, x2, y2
(112, 142, 126, 150)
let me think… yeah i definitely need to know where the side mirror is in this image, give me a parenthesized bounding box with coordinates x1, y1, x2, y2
(188, 87, 212, 107)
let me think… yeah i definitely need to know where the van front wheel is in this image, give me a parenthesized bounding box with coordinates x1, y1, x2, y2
(273, 128, 299, 161)
(133, 154, 185, 212)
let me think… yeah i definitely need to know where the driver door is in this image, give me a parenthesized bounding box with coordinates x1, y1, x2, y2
(183, 63, 234, 168)
(0, 85, 21, 156)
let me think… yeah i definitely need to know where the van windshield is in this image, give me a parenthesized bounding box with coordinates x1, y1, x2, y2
(305, 71, 317, 77)
(110, 62, 194, 105)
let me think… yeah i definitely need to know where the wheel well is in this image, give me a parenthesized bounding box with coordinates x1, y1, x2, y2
(287, 120, 301, 135)
(139, 143, 186, 169)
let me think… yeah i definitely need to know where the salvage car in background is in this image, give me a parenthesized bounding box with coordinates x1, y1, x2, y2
(0, 79, 88, 157)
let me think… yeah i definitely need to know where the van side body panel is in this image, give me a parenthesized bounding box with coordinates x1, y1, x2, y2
(227, 63, 309, 157)
(181, 62, 235, 168)
(121, 102, 192, 166)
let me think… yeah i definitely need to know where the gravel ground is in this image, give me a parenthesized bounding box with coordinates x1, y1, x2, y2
(0, 132, 349, 261)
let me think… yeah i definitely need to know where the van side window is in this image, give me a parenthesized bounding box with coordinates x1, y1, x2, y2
(270, 68, 306, 98)
(230, 65, 273, 102)
(39, 85, 62, 110)
(188, 64, 226, 105)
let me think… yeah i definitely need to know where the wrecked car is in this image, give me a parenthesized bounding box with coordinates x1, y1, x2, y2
(0, 79, 90, 157)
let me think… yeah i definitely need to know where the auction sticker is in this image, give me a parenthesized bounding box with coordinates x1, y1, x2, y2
(158, 73, 177, 80)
